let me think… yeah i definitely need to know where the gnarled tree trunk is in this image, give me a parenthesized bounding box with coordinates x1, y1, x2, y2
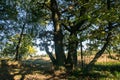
(50, 0, 66, 66)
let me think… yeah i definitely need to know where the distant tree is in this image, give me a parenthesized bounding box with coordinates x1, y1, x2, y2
(2, 34, 37, 60)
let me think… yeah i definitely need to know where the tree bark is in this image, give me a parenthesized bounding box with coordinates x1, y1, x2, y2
(85, 39, 109, 71)
(80, 39, 84, 70)
(66, 32, 78, 70)
(44, 43, 56, 65)
(50, 0, 66, 66)
(15, 24, 25, 60)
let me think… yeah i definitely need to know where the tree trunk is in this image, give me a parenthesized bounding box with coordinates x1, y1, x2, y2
(80, 40, 84, 70)
(85, 24, 112, 71)
(66, 33, 78, 70)
(50, 0, 66, 66)
(54, 31, 66, 66)
(15, 24, 25, 60)
(44, 43, 56, 65)
(85, 40, 109, 71)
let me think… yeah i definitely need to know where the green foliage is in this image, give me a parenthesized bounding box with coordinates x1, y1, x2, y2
(0, 0, 18, 20)
(67, 62, 120, 79)
(2, 34, 37, 59)
(0, 0, 120, 73)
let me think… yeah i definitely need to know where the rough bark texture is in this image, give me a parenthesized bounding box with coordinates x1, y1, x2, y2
(64, 0, 89, 70)
(50, 0, 66, 66)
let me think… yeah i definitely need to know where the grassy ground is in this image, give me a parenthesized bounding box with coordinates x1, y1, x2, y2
(0, 54, 120, 80)
(70, 62, 120, 80)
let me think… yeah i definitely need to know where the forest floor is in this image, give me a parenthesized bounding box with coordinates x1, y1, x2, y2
(0, 54, 120, 80)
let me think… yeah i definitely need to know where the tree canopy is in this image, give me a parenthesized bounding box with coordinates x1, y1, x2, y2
(0, 0, 120, 71)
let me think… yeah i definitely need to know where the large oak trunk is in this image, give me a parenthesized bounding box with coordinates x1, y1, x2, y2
(51, 0, 66, 66)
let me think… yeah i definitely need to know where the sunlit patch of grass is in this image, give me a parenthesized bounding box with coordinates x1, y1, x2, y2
(96, 62, 120, 65)
(0, 58, 52, 80)
(94, 62, 120, 79)
(68, 76, 78, 80)
(1, 57, 119, 80)
(70, 62, 120, 80)
(14, 75, 22, 80)
(113, 71, 120, 78)
(99, 78, 119, 80)
(24, 74, 47, 80)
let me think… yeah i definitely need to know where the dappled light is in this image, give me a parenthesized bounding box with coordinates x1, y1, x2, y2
(0, 0, 120, 79)
(0, 55, 120, 79)
(0, 57, 53, 80)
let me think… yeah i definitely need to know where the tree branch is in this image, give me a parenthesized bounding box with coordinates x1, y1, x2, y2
(74, 19, 87, 31)
(61, 2, 78, 14)
(61, 23, 71, 32)
(79, 22, 91, 32)
(44, 43, 56, 65)
(15, 24, 25, 60)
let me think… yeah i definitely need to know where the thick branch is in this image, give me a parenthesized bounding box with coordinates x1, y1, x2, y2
(85, 33, 111, 71)
(107, 0, 110, 10)
(44, 44, 56, 65)
(61, 23, 71, 32)
(73, 19, 87, 31)
(85, 23, 113, 71)
(78, 22, 91, 32)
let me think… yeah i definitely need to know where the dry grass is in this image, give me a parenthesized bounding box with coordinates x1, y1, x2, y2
(0, 54, 120, 80)
(78, 53, 120, 64)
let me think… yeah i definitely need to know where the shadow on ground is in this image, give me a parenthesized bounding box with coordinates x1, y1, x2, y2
(69, 62, 120, 80)
(0, 60, 14, 80)
(0, 58, 53, 80)
(0, 58, 120, 80)
(94, 63, 120, 77)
